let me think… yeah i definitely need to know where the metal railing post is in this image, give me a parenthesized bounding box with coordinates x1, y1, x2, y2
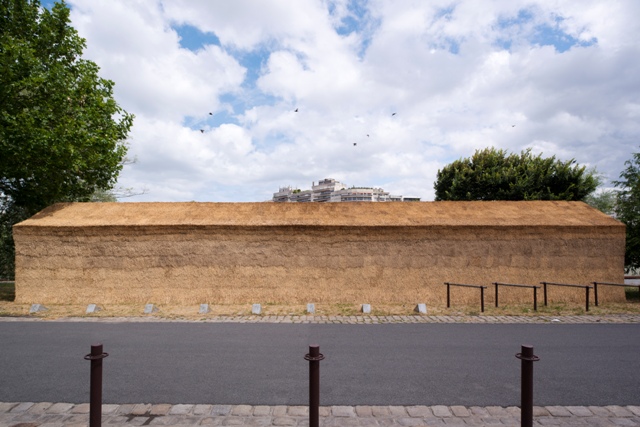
(585, 286, 590, 312)
(533, 287, 538, 311)
(84, 343, 109, 427)
(446, 283, 450, 308)
(480, 286, 485, 313)
(305, 344, 324, 427)
(516, 345, 540, 427)
(593, 282, 599, 306)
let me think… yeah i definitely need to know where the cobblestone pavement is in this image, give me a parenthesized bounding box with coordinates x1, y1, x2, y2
(2, 314, 640, 323)
(1, 402, 640, 427)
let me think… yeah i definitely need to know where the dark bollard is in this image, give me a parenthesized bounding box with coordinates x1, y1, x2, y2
(304, 344, 324, 427)
(84, 343, 109, 427)
(516, 345, 539, 427)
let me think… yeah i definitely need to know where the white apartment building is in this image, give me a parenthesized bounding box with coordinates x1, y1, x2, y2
(273, 178, 417, 202)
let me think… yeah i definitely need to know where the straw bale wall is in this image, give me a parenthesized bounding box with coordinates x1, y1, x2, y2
(13, 202, 626, 305)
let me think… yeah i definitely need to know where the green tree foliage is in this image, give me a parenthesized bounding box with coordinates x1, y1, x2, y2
(434, 148, 598, 201)
(614, 148, 640, 272)
(0, 0, 133, 278)
(584, 190, 617, 216)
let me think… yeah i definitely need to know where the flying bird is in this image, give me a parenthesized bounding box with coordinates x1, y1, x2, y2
(294, 108, 298, 112)
(353, 143, 357, 146)
(512, 125, 516, 127)
(209, 112, 213, 115)
(392, 112, 397, 116)
(200, 129, 204, 133)
(367, 134, 369, 137)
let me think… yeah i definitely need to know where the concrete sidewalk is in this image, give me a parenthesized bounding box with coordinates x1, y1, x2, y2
(2, 402, 640, 426)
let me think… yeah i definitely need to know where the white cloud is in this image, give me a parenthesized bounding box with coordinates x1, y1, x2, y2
(59, 0, 640, 202)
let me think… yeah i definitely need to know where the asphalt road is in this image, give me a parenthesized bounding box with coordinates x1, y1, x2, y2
(0, 322, 638, 406)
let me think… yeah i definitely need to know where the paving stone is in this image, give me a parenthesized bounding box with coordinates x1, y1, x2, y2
(65, 414, 89, 423)
(200, 416, 223, 425)
(116, 403, 136, 415)
(565, 406, 593, 417)
(358, 418, 382, 427)
(252, 406, 271, 417)
(468, 407, 489, 417)
(28, 402, 53, 414)
(10, 402, 35, 413)
(609, 418, 638, 426)
(431, 406, 452, 418)
(287, 406, 308, 416)
(149, 404, 173, 416)
(485, 406, 508, 416)
(449, 406, 469, 417)
(355, 405, 373, 417)
(101, 404, 120, 415)
(194, 405, 214, 416)
(406, 406, 433, 418)
(318, 406, 331, 417)
(230, 405, 253, 416)
(272, 406, 288, 417)
(170, 404, 194, 415)
(371, 406, 391, 417)
(588, 406, 614, 417)
(125, 415, 152, 426)
(272, 417, 296, 426)
(389, 406, 408, 417)
(0, 402, 19, 413)
(104, 414, 130, 425)
(12, 412, 41, 422)
(533, 406, 551, 417)
(505, 406, 520, 416)
(70, 403, 90, 414)
(211, 405, 233, 416)
(606, 406, 634, 417)
(47, 403, 74, 414)
(132, 403, 153, 415)
(545, 406, 572, 417)
(397, 417, 426, 426)
(332, 406, 356, 417)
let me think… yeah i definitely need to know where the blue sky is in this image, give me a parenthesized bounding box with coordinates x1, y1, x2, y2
(52, 0, 640, 201)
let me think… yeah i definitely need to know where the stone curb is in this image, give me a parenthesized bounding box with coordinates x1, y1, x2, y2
(2, 314, 640, 323)
(1, 403, 639, 426)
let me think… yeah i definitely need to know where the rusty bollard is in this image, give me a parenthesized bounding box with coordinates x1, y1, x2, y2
(516, 345, 540, 427)
(304, 344, 325, 427)
(84, 343, 109, 427)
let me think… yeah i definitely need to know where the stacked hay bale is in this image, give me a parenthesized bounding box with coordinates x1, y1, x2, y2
(13, 201, 625, 305)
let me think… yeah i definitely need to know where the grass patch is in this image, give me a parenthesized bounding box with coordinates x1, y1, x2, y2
(0, 282, 15, 302)
(626, 287, 640, 301)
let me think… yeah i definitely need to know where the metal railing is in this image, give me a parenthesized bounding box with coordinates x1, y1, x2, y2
(592, 281, 640, 306)
(540, 281, 592, 312)
(444, 282, 487, 312)
(493, 282, 540, 311)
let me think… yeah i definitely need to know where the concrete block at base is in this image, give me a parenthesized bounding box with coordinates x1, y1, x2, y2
(29, 304, 47, 314)
(199, 304, 210, 314)
(361, 304, 371, 314)
(414, 303, 427, 314)
(307, 303, 315, 314)
(86, 304, 101, 314)
(144, 304, 158, 314)
(252, 304, 262, 315)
